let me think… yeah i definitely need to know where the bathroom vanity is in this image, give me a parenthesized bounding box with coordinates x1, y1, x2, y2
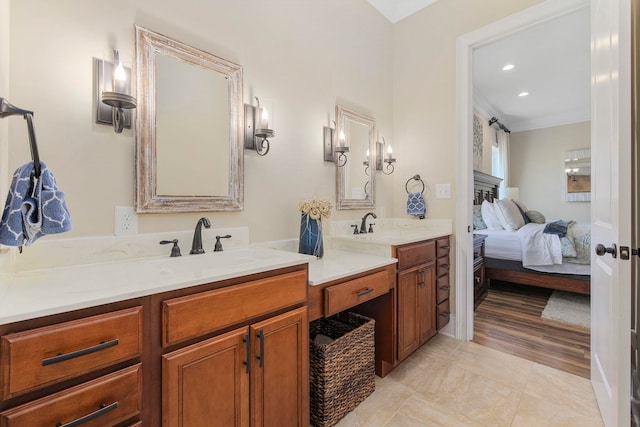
(0, 249, 312, 426)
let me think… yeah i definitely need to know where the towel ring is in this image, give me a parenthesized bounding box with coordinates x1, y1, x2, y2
(405, 174, 425, 194)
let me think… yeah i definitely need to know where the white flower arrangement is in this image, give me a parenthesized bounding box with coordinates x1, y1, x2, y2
(298, 198, 333, 220)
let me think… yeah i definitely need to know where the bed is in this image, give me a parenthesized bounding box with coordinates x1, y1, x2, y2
(473, 170, 590, 295)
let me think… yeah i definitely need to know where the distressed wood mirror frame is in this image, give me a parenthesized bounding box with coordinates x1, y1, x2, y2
(135, 25, 244, 212)
(335, 105, 376, 210)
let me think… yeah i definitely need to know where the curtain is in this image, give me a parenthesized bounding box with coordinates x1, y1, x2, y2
(495, 129, 510, 198)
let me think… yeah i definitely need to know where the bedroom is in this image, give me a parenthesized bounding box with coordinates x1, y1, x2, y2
(470, 5, 592, 376)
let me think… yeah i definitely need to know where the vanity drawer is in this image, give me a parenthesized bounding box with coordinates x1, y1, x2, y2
(436, 237, 450, 258)
(395, 241, 436, 270)
(1, 307, 143, 399)
(436, 256, 450, 277)
(436, 275, 450, 304)
(437, 299, 450, 330)
(163, 270, 307, 347)
(0, 364, 142, 427)
(324, 270, 391, 317)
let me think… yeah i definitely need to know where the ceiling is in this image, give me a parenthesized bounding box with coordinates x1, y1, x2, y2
(473, 7, 591, 132)
(367, 0, 438, 23)
(368, 2, 591, 133)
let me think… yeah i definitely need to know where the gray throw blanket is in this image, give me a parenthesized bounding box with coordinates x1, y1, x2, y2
(0, 161, 72, 247)
(543, 220, 575, 237)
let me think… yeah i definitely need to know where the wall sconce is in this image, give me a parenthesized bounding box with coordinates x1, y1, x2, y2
(376, 137, 396, 175)
(94, 49, 136, 133)
(565, 167, 579, 181)
(244, 97, 274, 156)
(323, 122, 349, 167)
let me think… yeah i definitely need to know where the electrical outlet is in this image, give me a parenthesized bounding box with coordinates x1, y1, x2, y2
(435, 183, 452, 199)
(114, 206, 138, 236)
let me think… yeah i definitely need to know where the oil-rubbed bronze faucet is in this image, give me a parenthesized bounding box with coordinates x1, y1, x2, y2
(190, 217, 211, 254)
(359, 212, 377, 234)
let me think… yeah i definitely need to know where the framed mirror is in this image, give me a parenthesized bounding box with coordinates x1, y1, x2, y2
(335, 105, 376, 209)
(564, 148, 591, 202)
(135, 25, 244, 212)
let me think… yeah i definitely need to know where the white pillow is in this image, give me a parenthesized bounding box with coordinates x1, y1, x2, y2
(494, 198, 525, 231)
(481, 200, 503, 230)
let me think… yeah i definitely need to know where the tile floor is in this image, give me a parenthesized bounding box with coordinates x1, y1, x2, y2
(335, 334, 603, 427)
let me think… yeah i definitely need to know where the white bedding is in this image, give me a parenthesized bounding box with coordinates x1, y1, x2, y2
(475, 223, 590, 276)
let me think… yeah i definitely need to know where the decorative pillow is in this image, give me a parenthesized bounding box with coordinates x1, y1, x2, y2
(513, 199, 528, 212)
(526, 210, 546, 224)
(473, 205, 487, 230)
(560, 236, 577, 258)
(513, 201, 530, 224)
(493, 198, 525, 231)
(481, 200, 503, 229)
(565, 233, 591, 265)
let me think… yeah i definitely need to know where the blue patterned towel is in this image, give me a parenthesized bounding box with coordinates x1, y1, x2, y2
(407, 192, 426, 219)
(0, 161, 72, 247)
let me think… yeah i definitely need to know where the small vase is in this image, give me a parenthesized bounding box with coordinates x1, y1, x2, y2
(298, 213, 324, 258)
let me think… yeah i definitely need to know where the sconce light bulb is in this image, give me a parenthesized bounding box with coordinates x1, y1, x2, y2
(366, 149, 370, 159)
(261, 107, 269, 122)
(339, 129, 346, 145)
(387, 144, 392, 154)
(114, 62, 126, 82)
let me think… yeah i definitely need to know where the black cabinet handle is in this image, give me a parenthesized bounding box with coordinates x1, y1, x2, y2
(440, 285, 450, 291)
(256, 330, 264, 368)
(440, 245, 450, 250)
(243, 333, 250, 374)
(43, 339, 119, 366)
(440, 264, 450, 268)
(357, 288, 374, 297)
(56, 402, 118, 427)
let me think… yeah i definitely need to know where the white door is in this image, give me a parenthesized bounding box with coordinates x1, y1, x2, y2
(590, 0, 632, 425)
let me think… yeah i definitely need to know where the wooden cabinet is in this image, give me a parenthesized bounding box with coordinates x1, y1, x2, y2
(435, 237, 451, 329)
(0, 264, 309, 426)
(394, 241, 437, 363)
(0, 364, 142, 427)
(473, 235, 488, 309)
(162, 272, 309, 427)
(0, 306, 143, 426)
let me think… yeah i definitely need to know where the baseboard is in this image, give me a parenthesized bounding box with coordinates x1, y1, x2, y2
(439, 313, 456, 338)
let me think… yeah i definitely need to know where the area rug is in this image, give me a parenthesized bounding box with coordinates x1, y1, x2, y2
(541, 290, 590, 328)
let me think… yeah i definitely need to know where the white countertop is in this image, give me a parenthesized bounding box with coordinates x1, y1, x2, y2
(307, 250, 397, 285)
(0, 247, 314, 325)
(0, 219, 452, 326)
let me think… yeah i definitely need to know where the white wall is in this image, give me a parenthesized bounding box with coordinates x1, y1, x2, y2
(0, 0, 11, 268)
(6, 0, 393, 245)
(509, 121, 591, 223)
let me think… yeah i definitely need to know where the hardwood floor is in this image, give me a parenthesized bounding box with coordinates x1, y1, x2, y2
(473, 281, 591, 379)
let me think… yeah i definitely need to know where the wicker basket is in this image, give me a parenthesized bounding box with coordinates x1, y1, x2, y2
(309, 312, 375, 427)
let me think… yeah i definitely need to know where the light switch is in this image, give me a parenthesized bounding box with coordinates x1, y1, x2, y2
(435, 183, 452, 199)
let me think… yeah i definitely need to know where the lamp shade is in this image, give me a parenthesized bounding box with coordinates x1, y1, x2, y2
(504, 187, 520, 200)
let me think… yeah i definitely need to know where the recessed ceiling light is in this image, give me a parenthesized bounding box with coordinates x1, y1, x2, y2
(502, 64, 515, 71)
(518, 91, 529, 97)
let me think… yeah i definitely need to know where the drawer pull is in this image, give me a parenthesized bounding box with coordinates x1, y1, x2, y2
(356, 288, 374, 297)
(440, 264, 450, 269)
(440, 312, 450, 317)
(56, 401, 118, 427)
(440, 285, 450, 291)
(439, 245, 450, 250)
(42, 339, 119, 366)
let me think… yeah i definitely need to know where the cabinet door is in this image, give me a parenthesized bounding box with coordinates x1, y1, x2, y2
(162, 327, 249, 427)
(418, 265, 437, 344)
(250, 307, 308, 427)
(397, 267, 421, 362)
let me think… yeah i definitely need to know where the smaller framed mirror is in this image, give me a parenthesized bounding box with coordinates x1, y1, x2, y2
(564, 148, 591, 202)
(335, 105, 376, 210)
